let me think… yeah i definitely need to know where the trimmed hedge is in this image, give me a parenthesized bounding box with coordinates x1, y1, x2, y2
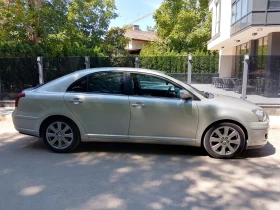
(139, 56, 219, 73)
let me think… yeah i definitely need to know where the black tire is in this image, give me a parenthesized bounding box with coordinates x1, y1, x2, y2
(203, 122, 246, 159)
(42, 117, 80, 153)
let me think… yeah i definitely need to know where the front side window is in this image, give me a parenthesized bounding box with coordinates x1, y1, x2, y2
(131, 73, 182, 98)
(88, 72, 124, 94)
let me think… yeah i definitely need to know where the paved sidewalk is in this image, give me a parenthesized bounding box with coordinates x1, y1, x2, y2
(0, 107, 14, 116)
(193, 84, 280, 105)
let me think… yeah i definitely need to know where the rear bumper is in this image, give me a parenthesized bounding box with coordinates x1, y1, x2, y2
(12, 111, 40, 137)
(245, 120, 269, 149)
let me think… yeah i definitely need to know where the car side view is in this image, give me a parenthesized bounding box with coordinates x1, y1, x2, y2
(12, 67, 270, 159)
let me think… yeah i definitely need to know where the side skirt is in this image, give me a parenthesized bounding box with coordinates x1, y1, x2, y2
(82, 134, 200, 147)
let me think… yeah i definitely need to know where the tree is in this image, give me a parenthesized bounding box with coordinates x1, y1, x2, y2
(103, 27, 129, 56)
(140, 41, 176, 56)
(0, 0, 119, 56)
(0, 0, 70, 45)
(146, 25, 157, 33)
(123, 25, 133, 30)
(153, 0, 211, 53)
(0, 0, 117, 46)
(67, 0, 117, 47)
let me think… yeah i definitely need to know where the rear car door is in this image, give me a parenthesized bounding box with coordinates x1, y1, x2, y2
(64, 71, 130, 138)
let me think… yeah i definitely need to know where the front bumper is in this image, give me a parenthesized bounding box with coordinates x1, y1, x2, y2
(245, 120, 269, 149)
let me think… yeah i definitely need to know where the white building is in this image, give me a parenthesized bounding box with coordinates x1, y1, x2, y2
(208, 0, 280, 97)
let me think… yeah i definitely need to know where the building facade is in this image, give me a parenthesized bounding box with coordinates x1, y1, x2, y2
(124, 25, 158, 54)
(208, 0, 280, 97)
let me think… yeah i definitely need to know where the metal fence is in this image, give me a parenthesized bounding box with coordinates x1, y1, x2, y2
(211, 55, 280, 99)
(0, 56, 219, 100)
(169, 73, 219, 84)
(248, 56, 280, 98)
(1, 55, 279, 101)
(0, 58, 38, 100)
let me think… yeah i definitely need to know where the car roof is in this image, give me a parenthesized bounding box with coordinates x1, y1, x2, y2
(74, 67, 166, 76)
(35, 67, 204, 100)
(36, 67, 167, 93)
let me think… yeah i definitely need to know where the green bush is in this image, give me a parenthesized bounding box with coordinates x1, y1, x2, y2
(0, 42, 104, 58)
(139, 55, 218, 73)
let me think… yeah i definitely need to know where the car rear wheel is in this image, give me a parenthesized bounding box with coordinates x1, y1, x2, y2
(42, 118, 80, 153)
(203, 122, 246, 159)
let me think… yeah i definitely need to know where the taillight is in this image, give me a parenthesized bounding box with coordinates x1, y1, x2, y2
(15, 92, 25, 108)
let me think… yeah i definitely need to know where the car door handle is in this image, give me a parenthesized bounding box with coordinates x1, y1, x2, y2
(70, 98, 83, 104)
(131, 102, 145, 108)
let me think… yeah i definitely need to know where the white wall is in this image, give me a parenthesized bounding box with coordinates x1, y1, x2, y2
(219, 47, 236, 78)
(208, 0, 232, 50)
(131, 40, 148, 50)
(209, 0, 237, 78)
(125, 39, 148, 50)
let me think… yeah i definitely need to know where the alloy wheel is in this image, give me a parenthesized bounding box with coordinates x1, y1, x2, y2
(46, 121, 74, 149)
(209, 126, 241, 156)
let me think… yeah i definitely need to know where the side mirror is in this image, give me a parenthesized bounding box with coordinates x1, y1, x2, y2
(179, 90, 192, 99)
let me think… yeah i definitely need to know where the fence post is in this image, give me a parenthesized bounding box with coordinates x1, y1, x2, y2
(37, 56, 44, 84)
(188, 55, 192, 84)
(135, 56, 140, 68)
(241, 55, 250, 100)
(85, 56, 90, 69)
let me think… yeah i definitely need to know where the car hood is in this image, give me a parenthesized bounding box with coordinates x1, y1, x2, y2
(211, 94, 260, 110)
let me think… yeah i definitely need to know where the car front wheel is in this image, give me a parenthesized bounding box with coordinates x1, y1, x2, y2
(203, 122, 246, 159)
(42, 118, 80, 153)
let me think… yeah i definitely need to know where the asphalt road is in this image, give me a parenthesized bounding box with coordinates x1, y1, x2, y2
(0, 116, 280, 210)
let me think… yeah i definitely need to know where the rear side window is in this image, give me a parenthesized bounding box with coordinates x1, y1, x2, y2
(67, 71, 124, 94)
(67, 77, 87, 92)
(88, 72, 124, 94)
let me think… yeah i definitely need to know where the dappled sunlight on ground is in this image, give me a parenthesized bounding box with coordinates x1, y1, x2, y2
(67, 194, 125, 210)
(0, 117, 280, 209)
(19, 185, 46, 196)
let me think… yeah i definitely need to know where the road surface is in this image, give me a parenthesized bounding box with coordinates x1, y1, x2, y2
(0, 116, 280, 210)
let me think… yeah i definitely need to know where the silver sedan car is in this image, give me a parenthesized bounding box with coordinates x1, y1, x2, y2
(12, 67, 269, 159)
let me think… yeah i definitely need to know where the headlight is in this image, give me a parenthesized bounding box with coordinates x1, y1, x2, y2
(252, 109, 269, 122)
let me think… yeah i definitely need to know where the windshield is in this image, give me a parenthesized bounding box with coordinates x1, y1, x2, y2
(166, 74, 214, 98)
(187, 84, 205, 96)
(187, 84, 214, 99)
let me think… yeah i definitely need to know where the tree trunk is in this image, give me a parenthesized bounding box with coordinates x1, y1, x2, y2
(27, 0, 42, 45)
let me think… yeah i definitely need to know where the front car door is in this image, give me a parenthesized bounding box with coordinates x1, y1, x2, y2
(64, 71, 130, 139)
(128, 73, 199, 142)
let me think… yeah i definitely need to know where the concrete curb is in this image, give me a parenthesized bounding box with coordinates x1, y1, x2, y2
(0, 101, 14, 107)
